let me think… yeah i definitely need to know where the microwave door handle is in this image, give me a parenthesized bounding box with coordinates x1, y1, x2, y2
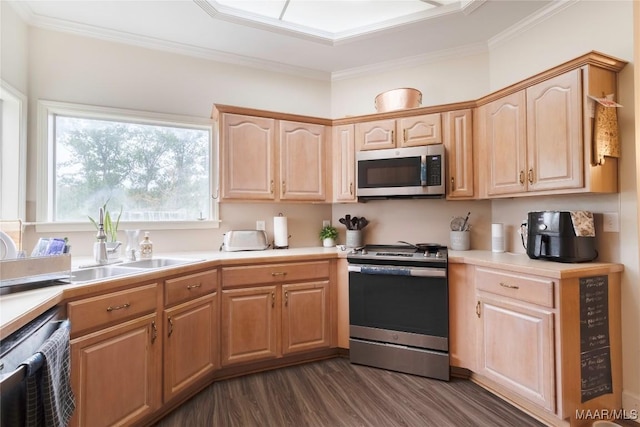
(420, 155, 427, 186)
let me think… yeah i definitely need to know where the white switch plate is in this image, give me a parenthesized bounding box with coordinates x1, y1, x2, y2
(256, 220, 266, 231)
(322, 220, 330, 228)
(602, 212, 619, 232)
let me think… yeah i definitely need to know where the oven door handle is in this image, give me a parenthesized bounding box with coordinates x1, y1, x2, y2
(348, 264, 446, 278)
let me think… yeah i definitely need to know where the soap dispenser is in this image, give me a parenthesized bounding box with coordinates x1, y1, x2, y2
(139, 231, 153, 259)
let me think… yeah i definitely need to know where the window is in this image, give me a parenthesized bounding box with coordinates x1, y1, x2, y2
(37, 101, 218, 230)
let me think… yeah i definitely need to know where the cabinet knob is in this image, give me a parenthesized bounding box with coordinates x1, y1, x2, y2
(285, 290, 289, 306)
(450, 177, 455, 191)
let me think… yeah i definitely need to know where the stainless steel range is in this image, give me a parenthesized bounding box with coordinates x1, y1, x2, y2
(347, 243, 449, 381)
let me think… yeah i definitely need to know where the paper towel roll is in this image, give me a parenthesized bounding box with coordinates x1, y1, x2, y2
(274, 216, 288, 248)
(492, 223, 505, 253)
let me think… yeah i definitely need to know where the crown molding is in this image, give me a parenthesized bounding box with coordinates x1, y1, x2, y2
(488, 0, 578, 49)
(14, 4, 331, 81)
(331, 42, 489, 81)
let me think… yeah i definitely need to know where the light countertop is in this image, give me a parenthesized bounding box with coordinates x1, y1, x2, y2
(1, 247, 623, 338)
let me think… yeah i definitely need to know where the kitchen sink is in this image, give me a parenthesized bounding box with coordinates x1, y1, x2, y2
(122, 257, 203, 269)
(66, 265, 144, 283)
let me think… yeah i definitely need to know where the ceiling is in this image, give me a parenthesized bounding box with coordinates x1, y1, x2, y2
(10, 0, 558, 80)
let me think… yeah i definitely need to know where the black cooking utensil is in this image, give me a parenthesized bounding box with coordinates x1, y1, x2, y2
(351, 217, 359, 229)
(461, 212, 471, 231)
(345, 215, 351, 230)
(358, 217, 369, 230)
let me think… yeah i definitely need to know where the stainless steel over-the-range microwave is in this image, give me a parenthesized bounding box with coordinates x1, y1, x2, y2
(356, 144, 445, 199)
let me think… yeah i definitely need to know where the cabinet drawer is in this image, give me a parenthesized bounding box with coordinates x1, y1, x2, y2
(222, 261, 330, 288)
(68, 283, 158, 335)
(475, 268, 554, 308)
(165, 270, 217, 306)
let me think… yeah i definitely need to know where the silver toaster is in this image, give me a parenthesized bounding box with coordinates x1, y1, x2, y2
(221, 230, 269, 252)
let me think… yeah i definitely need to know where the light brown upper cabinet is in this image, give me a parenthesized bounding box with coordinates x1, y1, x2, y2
(220, 113, 277, 200)
(279, 120, 326, 201)
(485, 70, 582, 196)
(356, 113, 441, 151)
(332, 124, 356, 203)
(219, 112, 327, 202)
(480, 56, 623, 198)
(444, 109, 474, 199)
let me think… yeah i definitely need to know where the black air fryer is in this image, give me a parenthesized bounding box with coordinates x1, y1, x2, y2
(526, 211, 597, 263)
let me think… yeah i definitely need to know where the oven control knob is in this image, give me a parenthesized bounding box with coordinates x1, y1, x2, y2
(361, 249, 368, 255)
(435, 252, 443, 258)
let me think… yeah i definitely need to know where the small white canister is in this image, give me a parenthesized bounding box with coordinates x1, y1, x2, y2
(492, 223, 505, 253)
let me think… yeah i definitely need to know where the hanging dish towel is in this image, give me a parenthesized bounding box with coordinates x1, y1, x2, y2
(570, 211, 595, 237)
(592, 96, 622, 165)
(23, 320, 75, 427)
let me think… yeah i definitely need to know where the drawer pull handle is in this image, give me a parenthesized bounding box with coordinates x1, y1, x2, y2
(106, 303, 130, 312)
(450, 176, 455, 190)
(528, 168, 534, 184)
(187, 283, 202, 290)
(151, 321, 158, 344)
(349, 182, 353, 195)
(271, 292, 275, 308)
(476, 301, 481, 318)
(168, 317, 174, 337)
(499, 282, 519, 290)
(285, 290, 289, 306)
(271, 272, 287, 277)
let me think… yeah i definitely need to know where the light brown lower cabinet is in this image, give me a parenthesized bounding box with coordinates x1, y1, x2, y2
(68, 282, 162, 427)
(457, 264, 624, 426)
(220, 261, 334, 367)
(70, 313, 162, 427)
(221, 285, 279, 366)
(163, 293, 218, 402)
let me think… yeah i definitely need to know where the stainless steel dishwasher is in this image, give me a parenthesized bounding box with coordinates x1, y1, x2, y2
(0, 307, 68, 426)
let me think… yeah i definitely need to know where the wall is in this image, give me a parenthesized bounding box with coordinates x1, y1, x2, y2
(22, 27, 334, 252)
(0, 2, 29, 93)
(331, 51, 490, 118)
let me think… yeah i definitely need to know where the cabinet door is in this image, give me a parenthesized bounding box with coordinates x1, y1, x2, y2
(282, 281, 330, 354)
(444, 109, 474, 199)
(70, 313, 161, 427)
(477, 295, 555, 412)
(356, 119, 396, 150)
(221, 286, 278, 366)
(398, 113, 442, 147)
(279, 120, 326, 201)
(448, 264, 477, 371)
(486, 91, 527, 196)
(221, 113, 276, 200)
(526, 69, 583, 191)
(164, 293, 217, 402)
(332, 124, 356, 202)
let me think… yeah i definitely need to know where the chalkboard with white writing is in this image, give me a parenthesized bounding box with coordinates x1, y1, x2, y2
(580, 275, 612, 402)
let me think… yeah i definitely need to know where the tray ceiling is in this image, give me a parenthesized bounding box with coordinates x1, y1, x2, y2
(10, 0, 557, 79)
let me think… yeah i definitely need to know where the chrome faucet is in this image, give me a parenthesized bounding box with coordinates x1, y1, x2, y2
(95, 207, 109, 264)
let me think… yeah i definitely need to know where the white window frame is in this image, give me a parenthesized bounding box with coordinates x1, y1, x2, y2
(36, 100, 219, 233)
(0, 80, 28, 221)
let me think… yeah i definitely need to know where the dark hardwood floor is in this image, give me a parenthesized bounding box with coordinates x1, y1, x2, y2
(154, 357, 548, 427)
